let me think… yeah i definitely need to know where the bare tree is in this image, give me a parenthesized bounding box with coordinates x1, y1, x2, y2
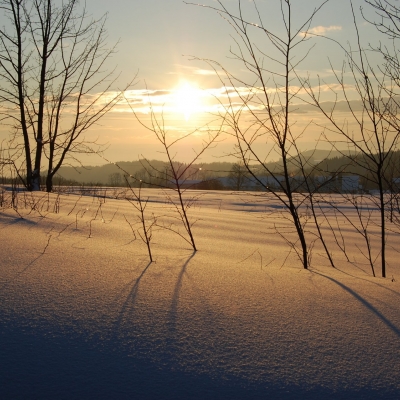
(190, 0, 328, 269)
(109, 172, 122, 187)
(0, 0, 128, 192)
(134, 114, 223, 251)
(124, 179, 157, 263)
(304, 2, 400, 277)
(364, 0, 400, 76)
(124, 86, 224, 252)
(227, 162, 249, 191)
(364, 0, 400, 227)
(98, 118, 222, 254)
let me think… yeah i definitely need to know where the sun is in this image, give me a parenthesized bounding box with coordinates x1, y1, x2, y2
(173, 82, 203, 121)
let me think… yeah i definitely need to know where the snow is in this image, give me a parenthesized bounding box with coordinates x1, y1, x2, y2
(0, 189, 399, 399)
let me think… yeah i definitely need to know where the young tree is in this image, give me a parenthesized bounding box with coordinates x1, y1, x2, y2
(304, 2, 400, 277)
(0, 0, 127, 192)
(191, 0, 328, 269)
(130, 106, 223, 252)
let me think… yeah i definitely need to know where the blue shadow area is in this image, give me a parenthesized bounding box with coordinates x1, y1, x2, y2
(1, 320, 399, 400)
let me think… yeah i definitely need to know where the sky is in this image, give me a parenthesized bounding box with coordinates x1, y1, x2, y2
(88, 0, 374, 87)
(0, 0, 390, 166)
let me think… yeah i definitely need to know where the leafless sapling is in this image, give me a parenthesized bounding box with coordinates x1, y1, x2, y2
(190, 0, 329, 268)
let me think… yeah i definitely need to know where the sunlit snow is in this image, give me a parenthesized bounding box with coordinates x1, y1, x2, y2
(0, 189, 399, 399)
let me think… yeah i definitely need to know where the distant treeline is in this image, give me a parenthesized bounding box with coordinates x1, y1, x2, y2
(52, 160, 236, 187)
(2, 149, 400, 192)
(49, 149, 350, 187)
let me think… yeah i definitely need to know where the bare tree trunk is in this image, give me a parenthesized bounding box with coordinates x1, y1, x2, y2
(0, 0, 130, 192)
(303, 3, 399, 277)
(190, 0, 328, 268)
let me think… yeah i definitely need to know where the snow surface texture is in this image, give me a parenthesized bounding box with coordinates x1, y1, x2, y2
(0, 189, 399, 399)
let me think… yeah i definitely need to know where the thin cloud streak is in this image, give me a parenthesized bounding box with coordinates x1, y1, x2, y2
(300, 25, 342, 37)
(65, 83, 358, 117)
(168, 63, 225, 77)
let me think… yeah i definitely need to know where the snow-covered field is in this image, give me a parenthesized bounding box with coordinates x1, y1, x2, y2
(0, 188, 399, 399)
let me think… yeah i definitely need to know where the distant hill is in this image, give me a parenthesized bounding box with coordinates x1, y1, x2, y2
(294, 149, 356, 164)
(55, 151, 358, 186)
(55, 160, 236, 185)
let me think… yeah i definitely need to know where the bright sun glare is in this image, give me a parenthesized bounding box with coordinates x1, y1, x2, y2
(173, 82, 203, 121)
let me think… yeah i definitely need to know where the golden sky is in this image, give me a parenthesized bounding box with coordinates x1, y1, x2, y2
(0, 0, 393, 166)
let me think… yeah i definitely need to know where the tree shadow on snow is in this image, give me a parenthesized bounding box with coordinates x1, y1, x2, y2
(0, 213, 37, 227)
(334, 266, 400, 298)
(113, 261, 153, 334)
(0, 234, 53, 291)
(314, 271, 400, 338)
(168, 251, 196, 338)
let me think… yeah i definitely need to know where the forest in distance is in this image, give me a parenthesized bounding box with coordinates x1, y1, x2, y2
(2, 148, 396, 193)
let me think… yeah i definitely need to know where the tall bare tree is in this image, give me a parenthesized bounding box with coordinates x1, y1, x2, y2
(304, 2, 400, 277)
(190, 0, 328, 269)
(0, 0, 126, 191)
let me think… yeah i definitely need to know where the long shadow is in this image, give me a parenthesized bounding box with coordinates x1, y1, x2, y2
(0, 235, 52, 291)
(168, 251, 196, 338)
(0, 213, 36, 228)
(318, 264, 400, 298)
(113, 261, 153, 334)
(313, 271, 400, 338)
(362, 278, 400, 297)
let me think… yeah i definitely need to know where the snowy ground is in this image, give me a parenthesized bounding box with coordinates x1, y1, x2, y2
(0, 188, 399, 399)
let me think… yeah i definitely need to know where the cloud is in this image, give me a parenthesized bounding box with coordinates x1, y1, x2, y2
(301, 25, 342, 37)
(146, 90, 171, 97)
(85, 81, 360, 118)
(193, 69, 219, 76)
(167, 64, 225, 77)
